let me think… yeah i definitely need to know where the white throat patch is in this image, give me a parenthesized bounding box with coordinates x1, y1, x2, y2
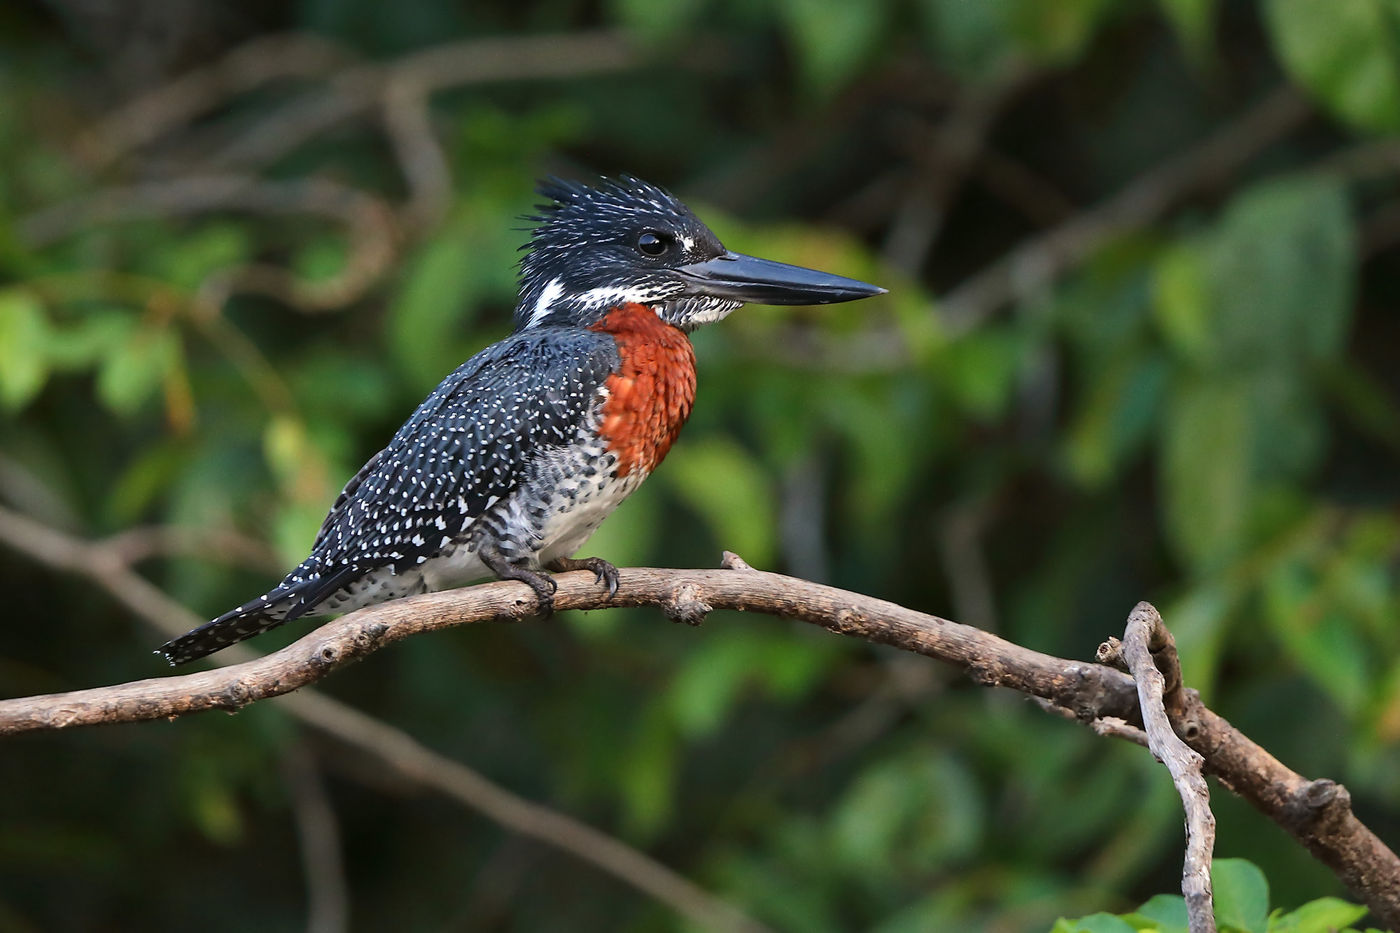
(577, 284, 669, 310)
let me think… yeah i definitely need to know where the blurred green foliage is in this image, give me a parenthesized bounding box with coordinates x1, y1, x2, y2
(1, 0, 1398, 931)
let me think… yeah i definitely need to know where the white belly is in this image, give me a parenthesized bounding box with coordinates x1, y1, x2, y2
(416, 455, 645, 592)
(537, 468, 644, 566)
(419, 542, 490, 592)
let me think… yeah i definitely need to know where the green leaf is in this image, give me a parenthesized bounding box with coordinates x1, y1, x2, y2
(1264, 0, 1400, 133)
(1264, 558, 1373, 714)
(0, 287, 50, 410)
(1268, 896, 1368, 933)
(666, 629, 837, 739)
(262, 414, 335, 562)
(178, 754, 246, 847)
(44, 309, 131, 372)
(1158, 585, 1233, 697)
(1321, 361, 1400, 455)
(292, 233, 350, 284)
(777, 0, 885, 94)
(824, 377, 935, 537)
(917, 0, 1018, 82)
(618, 705, 677, 838)
(263, 415, 312, 493)
(96, 324, 180, 416)
(830, 752, 982, 872)
(666, 632, 758, 738)
(1007, 0, 1118, 64)
(921, 0, 1119, 76)
(1244, 368, 1326, 482)
(389, 223, 482, 391)
(608, 0, 705, 40)
(1161, 378, 1252, 571)
(940, 325, 1024, 421)
(153, 223, 251, 289)
(1064, 349, 1168, 487)
(1213, 858, 1270, 933)
(187, 779, 243, 846)
(272, 500, 332, 570)
(1152, 240, 1212, 365)
(1135, 893, 1190, 930)
(106, 441, 190, 523)
(1206, 177, 1355, 368)
(660, 436, 776, 566)
(387, 202, 517, 392)
(1158, 0, 1217, 64)
(1050, 914, 1140, 933)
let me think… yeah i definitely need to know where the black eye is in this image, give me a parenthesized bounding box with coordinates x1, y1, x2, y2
(637, 231, 671, 257)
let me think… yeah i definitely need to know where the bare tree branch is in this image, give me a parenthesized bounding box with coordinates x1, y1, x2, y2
(381, 74, 453, 232)
(281, 745, 350, 933)
(82, 31, 651, 170)
(1111, 605, 1217, 933)
(0, 505, 769, 933)
(1, 508, 1398, 927)
(882, 66, 1035, 275)
(1186, 698, 1400, 929)
(101, 524, 284, 573)
(198, 31, 660, 172)
(0, 566, 1145, 732)
(81, 32, 355, 167)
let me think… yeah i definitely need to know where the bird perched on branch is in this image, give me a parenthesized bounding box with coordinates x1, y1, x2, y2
(158, 175, 884, 664)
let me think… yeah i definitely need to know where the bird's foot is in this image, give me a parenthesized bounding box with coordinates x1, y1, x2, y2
(483, 553, 558, 615)
(548, 556, 620, 598)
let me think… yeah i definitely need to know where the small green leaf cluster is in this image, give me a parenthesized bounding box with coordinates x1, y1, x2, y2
(1053, 859, 1376, 933)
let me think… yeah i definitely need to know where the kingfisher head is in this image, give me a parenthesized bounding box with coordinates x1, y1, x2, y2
(515, 175, 885, 332)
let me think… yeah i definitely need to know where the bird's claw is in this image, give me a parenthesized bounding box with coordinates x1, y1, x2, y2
(483, 552, 559, 616)
(549, 556, 620, 599)
(526, 572, 558, 616)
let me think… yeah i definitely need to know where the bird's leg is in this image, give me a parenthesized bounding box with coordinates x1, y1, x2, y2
(480, 549, 557, 615)
(547, 556, 620, 598)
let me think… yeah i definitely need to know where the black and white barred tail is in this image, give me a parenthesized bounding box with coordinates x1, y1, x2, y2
(156, 567, 358, 665)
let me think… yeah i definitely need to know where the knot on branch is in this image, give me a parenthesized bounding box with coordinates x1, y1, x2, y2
(663, 584, 711, 626)
(720, 550, 754, 571)
(1054, 663, 1115, 721)
(1286, 779, 1353, 832)
(967, 658, 1008, 688)
(831, 608, 867, 635)
(219, 679, 255, 710)
(350, 621, 391, 653)
(1096, 637, 1126, 671)
(1173, 692, 1205, 743)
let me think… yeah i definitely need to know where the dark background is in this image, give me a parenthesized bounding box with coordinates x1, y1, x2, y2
(1, 0, 1398, 930)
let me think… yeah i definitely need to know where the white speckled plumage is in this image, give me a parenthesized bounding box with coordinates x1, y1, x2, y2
(158, 328, 629, 664)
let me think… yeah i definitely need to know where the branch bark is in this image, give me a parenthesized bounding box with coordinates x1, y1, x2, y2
(1, 511, 1397, 927)
(0, 566, 1142, 734)
(1107, 605, 1217, 933)
(81, 31, 649, 169)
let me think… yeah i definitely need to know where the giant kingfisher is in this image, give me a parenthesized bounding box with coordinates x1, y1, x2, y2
(159, 175, 884, 665)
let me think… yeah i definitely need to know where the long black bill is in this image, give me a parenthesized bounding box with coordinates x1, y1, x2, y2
(676, 251, 886, 305)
